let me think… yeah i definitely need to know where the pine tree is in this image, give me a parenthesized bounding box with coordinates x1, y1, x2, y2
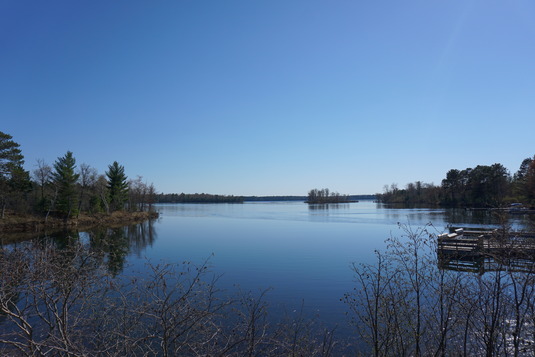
(0, 131, 31, 218)
(52, 151, 80, 218)
(0, 131, 24, 177)
(106, 161, 129, 212)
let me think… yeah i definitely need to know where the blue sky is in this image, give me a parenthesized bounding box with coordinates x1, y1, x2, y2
(2, 1, 534, 196)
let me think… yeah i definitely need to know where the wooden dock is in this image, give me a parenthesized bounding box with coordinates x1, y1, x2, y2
(437, 227, 535, 273)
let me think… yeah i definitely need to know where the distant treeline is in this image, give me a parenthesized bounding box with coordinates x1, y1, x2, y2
(378, 155, 535, 208)
(156, 193, 244, 203)
(243, 196, 306, 202)
(157, 194, 377, 203)
(245, 194, 376, 202)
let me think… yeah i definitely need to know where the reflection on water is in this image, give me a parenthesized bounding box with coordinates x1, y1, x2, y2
(21, 220, 157, 275)
(439, 254, 535, 274)
(87, 220, 157, 274)
(443, 209, 507, 227)
(307, 203, 350, 210)
(378, 203, 531, 230)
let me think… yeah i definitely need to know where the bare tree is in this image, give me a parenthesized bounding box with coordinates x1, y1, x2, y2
(95, 175, 110, 214)
(32, 159, 52, 203)
(128, 176, 147, 212)
(1, 240, 339, 356)
(77, 163, 98, 215)
(128, 176, 157, 212)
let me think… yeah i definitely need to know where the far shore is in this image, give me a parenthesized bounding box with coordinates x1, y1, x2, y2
(0, 211, 159, 243)
(305, 200, 358, 204)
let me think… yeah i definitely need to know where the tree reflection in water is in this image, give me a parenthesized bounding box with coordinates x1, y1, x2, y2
(87, 220, 157, 275)
(0, 219, 336, 356)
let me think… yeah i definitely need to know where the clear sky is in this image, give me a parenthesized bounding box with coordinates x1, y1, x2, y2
(1, 1, 534, 196)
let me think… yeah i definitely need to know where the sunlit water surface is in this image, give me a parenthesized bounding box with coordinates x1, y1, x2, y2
(6, 201, 531, 342)
(114, 201, 529, 334)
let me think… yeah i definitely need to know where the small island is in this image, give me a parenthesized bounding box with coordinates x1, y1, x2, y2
(305, 188, 356, 204)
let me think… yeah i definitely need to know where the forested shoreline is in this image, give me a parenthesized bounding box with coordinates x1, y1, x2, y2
(157, 193, 376, 204)
(156, 192, 244, 203)
(378, 157, 535, 208)
(0, 131, 157, 233)
(4, 127, 535, 234)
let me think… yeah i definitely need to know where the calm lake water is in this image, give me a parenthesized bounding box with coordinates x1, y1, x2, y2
(4, 201, 532, 342)
(89, 200, 531, 333)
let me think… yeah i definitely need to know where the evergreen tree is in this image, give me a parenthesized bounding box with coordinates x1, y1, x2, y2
(52, 151, 80, 218)
(513, 156, 534, 202)
(525, 158, 535, 204)
(106, 161, 129, 212)
(0, 131, 24, 176)
(0, 131, 31, 218)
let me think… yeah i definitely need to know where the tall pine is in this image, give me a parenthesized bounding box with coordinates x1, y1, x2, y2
(106, 161, 129, 212)
(0, 131, 31, 218)
(52, 151, 80, 218)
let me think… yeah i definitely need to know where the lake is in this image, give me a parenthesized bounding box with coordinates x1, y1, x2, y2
(3, 200, 534, 353)
(88, 200, 530, 335)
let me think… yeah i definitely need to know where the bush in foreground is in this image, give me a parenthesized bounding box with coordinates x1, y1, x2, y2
(0, 241, 336, 356)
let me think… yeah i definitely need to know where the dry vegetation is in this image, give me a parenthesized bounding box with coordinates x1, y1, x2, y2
(0, 240, 337, 356)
